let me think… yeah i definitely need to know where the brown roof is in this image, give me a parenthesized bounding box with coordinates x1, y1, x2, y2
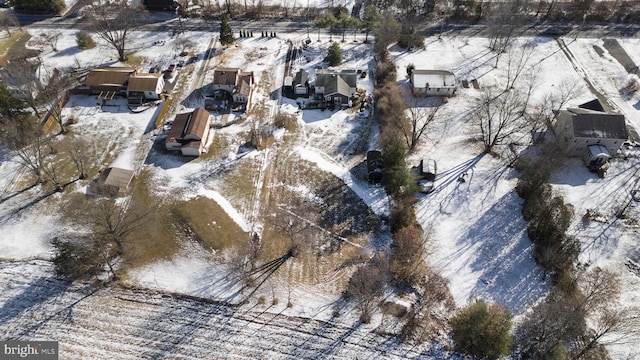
(101, 167, 135, 189)
(238, 73, 253, 96)
(86, 67, 137, 86)
(167, 107, 209, 141)
(127, 73, 163, 92)
(213, 67, 240, 86)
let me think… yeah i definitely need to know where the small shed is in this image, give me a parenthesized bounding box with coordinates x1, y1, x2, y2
(284, 76, 293, 89)
(90, 167, 135, 197)
(585, 144, 611, 169)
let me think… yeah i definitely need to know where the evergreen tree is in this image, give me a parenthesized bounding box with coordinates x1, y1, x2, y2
(219, 15, 235, 45)
(451, 300, 514, 360)
(12, 0, 65, 14)
(0, 83, 28, 121)
(325, 42, 343, 66)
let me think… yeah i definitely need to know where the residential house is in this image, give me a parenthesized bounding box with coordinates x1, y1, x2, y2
(166, 107, 211, 156)
(553, 101, 628, 170)
(314, 69, 357, 107)
(211, 67, 254, 105)
(89, 167, 135, 197)
(127, 73, 165, 104)
(85, 67, 138, 96)
(410, 69, 456, 97)
(293, 70, 309, 95)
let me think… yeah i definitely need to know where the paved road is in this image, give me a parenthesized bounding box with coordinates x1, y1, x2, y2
(15, 11, 640, 39)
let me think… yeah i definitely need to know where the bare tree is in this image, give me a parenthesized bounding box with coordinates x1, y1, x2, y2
(0, 11, 20, 36)
(527, 77, 584, 142)
(44, 31, 62, 52)
(401, 98, 443, 152)
(36, 68, 76, 134)
(3, 121, 48, 184)
(504, 43, 535, 91)
(2, 49, 44, 117)
(516, 291, 586, 359)
(401, 270, 455, 342)
(569, 267, 640, 359)
(475, 87, 530, 152)
(66, 135, 95, 180)
(345, 259, 386, 323)
(52, 235, 106, 281)
(85, 1, 149, 62)
(485, 0, 528, 65)
(83, 198, 150, 279)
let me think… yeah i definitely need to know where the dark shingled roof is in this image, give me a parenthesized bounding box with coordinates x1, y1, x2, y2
(566, 108, 628, 139)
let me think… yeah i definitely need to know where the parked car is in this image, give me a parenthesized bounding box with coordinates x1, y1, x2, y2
(415, 159, 437, 194)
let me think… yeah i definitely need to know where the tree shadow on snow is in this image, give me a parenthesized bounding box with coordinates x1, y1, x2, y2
(457, 192, 550, 313)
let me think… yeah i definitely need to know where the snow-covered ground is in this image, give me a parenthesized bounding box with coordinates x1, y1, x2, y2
(2, 22, 640, 358)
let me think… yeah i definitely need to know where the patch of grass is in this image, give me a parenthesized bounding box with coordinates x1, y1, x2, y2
(125, 170, 180, 268)
(125, 53, 146, 68)
(201, 132, 229, 159)
(171, 196, 248, 251)
(0, 31, 26, 65)
(220, 155, 262, 205)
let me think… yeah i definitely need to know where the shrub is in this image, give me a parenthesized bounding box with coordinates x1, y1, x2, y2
(389, 225, 427, 288)
(375, 60, 397, 87)
(389, 197, 418, 233)
(451, 299, 514, 360)
(12, 0, 65, 14)
(398, 33, 425, 50)
(76, 31, 96, 49)
(345, 262, 386, 323)
(274, 112, 298, 131)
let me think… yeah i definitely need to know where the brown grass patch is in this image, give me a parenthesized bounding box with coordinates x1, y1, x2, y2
(125, 53, 146, 68)
(124, 170, 180, 268)
(0, 31, 26, 65)
(171, 196, 248, 251)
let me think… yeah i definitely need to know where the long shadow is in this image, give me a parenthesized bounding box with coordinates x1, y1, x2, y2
(143, 102, 165, 134)
(133, 293, 234, 359)
(0, 183, 38, 204)
(13, 286, 99, 339)
(461, 192, 550, 312)
(52, 45, 82, 58)
(0, 273, 70, 333)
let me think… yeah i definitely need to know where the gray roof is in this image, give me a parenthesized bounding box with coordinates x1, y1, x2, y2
(294, 70, 308, 86)
(565, 108, 628, 139)
(315, 70, 356, 97)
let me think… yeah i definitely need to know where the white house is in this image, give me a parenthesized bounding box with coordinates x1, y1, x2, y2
(410, 69, 456, 97)
(211, 67, 254, 106)
(127, 73, 165, 104)
(553, 103, 628, 169)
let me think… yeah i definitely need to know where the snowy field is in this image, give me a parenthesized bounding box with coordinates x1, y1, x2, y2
(1, 21, 640, 358)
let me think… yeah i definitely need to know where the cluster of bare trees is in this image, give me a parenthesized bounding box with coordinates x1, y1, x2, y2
(53, 198, 151, 281)
(84, 1, 149, 62)
(516, 267, 640, 359)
